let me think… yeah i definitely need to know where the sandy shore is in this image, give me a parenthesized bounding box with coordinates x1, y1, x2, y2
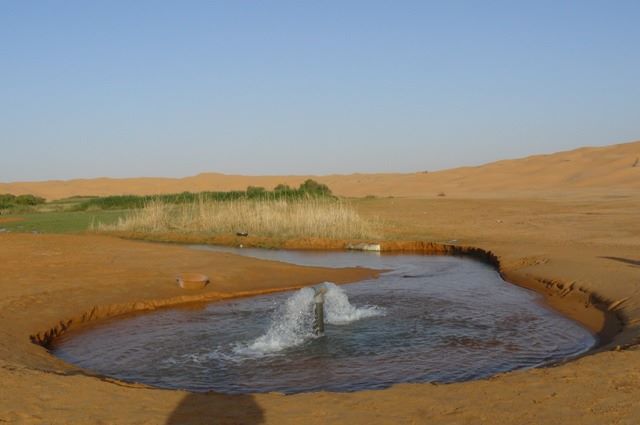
(1, 192, 639, 424)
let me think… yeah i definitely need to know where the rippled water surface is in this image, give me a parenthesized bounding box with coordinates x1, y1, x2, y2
(52, 247, 596, 394)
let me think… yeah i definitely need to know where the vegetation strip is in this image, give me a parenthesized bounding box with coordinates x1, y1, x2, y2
(73, 179, 334, 211)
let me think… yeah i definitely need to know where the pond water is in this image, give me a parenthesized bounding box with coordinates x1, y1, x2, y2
(51, 246, 595, 394)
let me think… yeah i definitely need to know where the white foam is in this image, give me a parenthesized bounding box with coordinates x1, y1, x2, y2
(233, 286, 316, 356)
(232, 282, 385, 357)
(165, 346, 249, 365)
(323, 282, 385, 324)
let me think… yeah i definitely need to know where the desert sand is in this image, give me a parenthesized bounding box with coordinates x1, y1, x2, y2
(1, 141, 640, 424)
(1, 140, 638, 200)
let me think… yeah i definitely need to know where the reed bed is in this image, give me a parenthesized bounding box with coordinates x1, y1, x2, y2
(94, 198, 380, 240)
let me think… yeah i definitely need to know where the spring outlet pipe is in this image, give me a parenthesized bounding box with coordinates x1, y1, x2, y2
(313, 285, 327, 335)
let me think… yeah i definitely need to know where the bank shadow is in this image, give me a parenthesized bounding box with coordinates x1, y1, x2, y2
(166, 393, 264, 425)
(599, 256, 640, 267)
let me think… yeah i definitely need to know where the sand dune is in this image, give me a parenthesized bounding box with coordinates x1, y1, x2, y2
(1, 140, 639, 199)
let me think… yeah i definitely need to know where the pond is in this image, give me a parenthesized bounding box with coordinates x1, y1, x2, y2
(51, 246, 595, 394)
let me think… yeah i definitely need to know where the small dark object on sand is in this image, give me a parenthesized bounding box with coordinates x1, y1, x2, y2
(236, 231, 249, 237)
(176, 273, 210, 289)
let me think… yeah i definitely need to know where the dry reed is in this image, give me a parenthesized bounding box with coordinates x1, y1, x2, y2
(94, 198, 380, 240)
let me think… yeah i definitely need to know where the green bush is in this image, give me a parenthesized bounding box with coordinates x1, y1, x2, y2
(299, 179, 332, 196)
(0, 193, 45, 210)
(246, 186, 266, 196)
(273, 183, 292, 192)
(0, 194, 17, 209)
(15, 194, 46, 205)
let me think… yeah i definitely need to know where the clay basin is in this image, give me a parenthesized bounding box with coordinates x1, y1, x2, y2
(176, 273, 209, 289)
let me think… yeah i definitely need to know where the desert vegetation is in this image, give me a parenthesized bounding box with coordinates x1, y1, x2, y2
(74, 179, 333, 211)
(0, 181, 379, 236)
(0, 194, 46, 213)
(93, 197, 379, 240)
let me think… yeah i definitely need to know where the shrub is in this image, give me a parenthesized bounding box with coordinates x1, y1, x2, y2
(298, 179, 332, 196)
(0, 194, 17, 209)
(0, 193, 45, 209)
(246, 186, 266, 197)
(274, 184, 292, 192)
(15, 194, 46, 205)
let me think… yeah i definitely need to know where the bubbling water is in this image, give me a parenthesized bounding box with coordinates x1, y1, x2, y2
(234, 282, 385, 357)
(324, 282, 385, 324)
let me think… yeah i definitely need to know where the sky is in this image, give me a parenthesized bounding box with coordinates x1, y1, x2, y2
(1, 1, 639, 181)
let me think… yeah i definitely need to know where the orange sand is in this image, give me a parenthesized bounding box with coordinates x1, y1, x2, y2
(1, 140, 638, 200)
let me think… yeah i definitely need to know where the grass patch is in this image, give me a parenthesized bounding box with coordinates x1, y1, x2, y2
(94, 198, 380, 240)
(0, 210, 126, 234)
(0, 180, 353, 238)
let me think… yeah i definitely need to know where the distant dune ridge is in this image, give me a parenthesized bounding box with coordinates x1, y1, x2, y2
(2, 140, 639, 200)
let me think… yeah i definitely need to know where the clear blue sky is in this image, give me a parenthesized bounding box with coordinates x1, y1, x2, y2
(2, 1, 639, 181)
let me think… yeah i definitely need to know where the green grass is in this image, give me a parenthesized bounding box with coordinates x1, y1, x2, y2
(0, 210, 126, 234)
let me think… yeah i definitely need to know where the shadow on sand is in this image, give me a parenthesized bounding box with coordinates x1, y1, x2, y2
(599, 256, 640, 267)
(166, 393, 264, 425)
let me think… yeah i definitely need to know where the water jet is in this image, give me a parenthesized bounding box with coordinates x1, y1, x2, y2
(313, 285, 327, 335)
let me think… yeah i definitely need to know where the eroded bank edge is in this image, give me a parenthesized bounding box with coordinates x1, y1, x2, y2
(380, 241, 626, 350)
